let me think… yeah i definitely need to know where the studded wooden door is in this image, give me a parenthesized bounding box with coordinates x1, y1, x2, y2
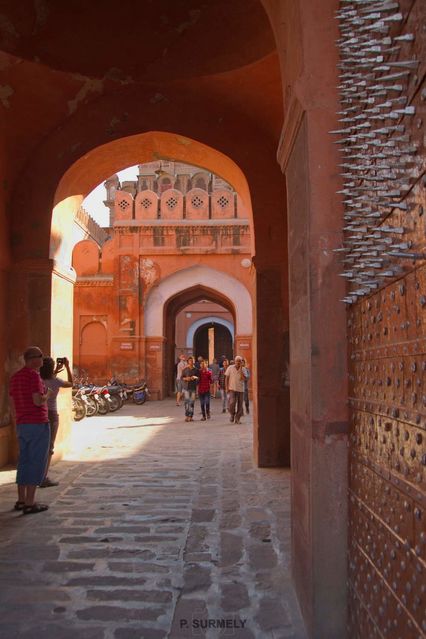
(335, 1, 426, 637)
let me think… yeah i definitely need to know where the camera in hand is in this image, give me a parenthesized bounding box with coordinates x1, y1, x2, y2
(56, 357, 65, 366)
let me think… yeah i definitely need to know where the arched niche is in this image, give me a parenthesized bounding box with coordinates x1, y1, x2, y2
(79, 320, 108, 382)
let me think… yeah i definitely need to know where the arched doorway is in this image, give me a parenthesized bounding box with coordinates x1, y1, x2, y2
(185, 314, 234, 359)
(0, 1, 354, 636)
(143, 265, 252, 397)
(193, 322, 233, 362)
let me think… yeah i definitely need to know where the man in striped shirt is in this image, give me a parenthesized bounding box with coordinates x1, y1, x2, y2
(9, 346, 51, 515)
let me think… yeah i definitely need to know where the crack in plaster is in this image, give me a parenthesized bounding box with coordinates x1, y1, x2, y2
(0, 84, 13, 108)
(33, 0, 49, 32)
(150, 92, 168, 104)
(0, 15, 18, 44)
(0, 54, 20, 71)
(68, 76, 104, 115)
(104, 67, 134, 84)
(176, 9, 201, 35)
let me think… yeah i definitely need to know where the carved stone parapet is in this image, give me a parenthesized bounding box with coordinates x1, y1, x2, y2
(75, 276, 114, 287)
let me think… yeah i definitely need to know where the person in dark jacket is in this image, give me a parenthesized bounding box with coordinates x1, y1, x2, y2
(181, 357, 199, 422)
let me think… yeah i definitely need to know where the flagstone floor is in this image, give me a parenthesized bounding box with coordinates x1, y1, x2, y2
(0, 399, 306, 639)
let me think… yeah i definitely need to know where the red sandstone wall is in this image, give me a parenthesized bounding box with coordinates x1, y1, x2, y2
(0, 0, 290, 624)
(73, 226, 253, 390)
(0, 142, 12, 465)
(275, 1, 348, 637)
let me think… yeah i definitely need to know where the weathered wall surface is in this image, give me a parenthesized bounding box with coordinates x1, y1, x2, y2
(72, 220, 254, 397)
(275, 0, 348, 636)
(0, 134, 12, 465)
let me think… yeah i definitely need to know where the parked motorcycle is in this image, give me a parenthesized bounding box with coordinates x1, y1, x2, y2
(106, 384, 125, 411)
(83, 386, 100, 417)
(72, 387, 87, 421)
(71, 378, 147, 419)
(94, 386, 112, 415)
(123, 381, 149, 405)
(109, 379, 149, 405)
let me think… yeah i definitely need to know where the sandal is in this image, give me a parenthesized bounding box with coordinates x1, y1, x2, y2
(23, 503, 49, 515)
(13, 501, 25, 511)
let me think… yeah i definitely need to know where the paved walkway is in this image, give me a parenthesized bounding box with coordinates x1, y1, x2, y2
(0, 399, 306, 639)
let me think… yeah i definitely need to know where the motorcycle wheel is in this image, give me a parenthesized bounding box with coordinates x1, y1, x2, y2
(97, 396, 109, 415)
(108, 394, 122, 412)
(85, 396, 98, 417)
(133, 391, 147, 405)
(72, 398, 87, 421)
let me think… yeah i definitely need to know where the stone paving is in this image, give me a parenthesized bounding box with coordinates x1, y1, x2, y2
(0, 399, 307, 639)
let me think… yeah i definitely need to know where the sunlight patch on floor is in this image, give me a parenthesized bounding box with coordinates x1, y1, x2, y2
(63, 414, 174, 462)
(0, 468, 15, 487)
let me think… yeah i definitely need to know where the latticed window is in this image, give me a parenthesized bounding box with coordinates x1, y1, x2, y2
(153, 227, 165, 247)
(166, 196, 178, 210)
(218, 196, 229, 208)
(118, 199, 130, 211)
(176, 228, 190, 248)
(141, 198, 152, 209)
(191, 195, 204, 209)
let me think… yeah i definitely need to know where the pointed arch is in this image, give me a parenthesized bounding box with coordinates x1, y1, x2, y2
(144, 265, 252, 337)
(186, 316, 234, 348)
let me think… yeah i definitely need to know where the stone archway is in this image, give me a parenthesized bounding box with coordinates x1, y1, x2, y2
(144, 265, 252, 338)
(193, 322, 233, 362)
(143, 266, 252, 398)
(186, 316, 234, 349)
(165, 287, 238, 397)
(0, 2, 353, 635)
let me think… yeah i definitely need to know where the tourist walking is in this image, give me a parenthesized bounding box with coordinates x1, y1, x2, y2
(8, 346, 51, 514)
(175, 354, 186, 406)
(198, 360, 213, 421)
(225, 355, 245, 424)
(182, 356, 199, 422)
(39, 356, 73, 487)
(210, 358, 220, 398)
(241, 358, 250, 415)
(218, 358, 229, 413)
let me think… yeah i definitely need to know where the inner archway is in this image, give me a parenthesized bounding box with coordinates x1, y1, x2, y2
(157, 277, 248, 397)
(0, 1, 356, 635)
(186, 314, 234, 354)
(193, 322, 233, 363)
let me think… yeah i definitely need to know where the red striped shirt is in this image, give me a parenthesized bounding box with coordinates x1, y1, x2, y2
(9, 367, 48, 424)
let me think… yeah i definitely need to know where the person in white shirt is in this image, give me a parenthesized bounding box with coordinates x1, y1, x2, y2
(224, 355, 246, 424)
(175, 354, 187, 406)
